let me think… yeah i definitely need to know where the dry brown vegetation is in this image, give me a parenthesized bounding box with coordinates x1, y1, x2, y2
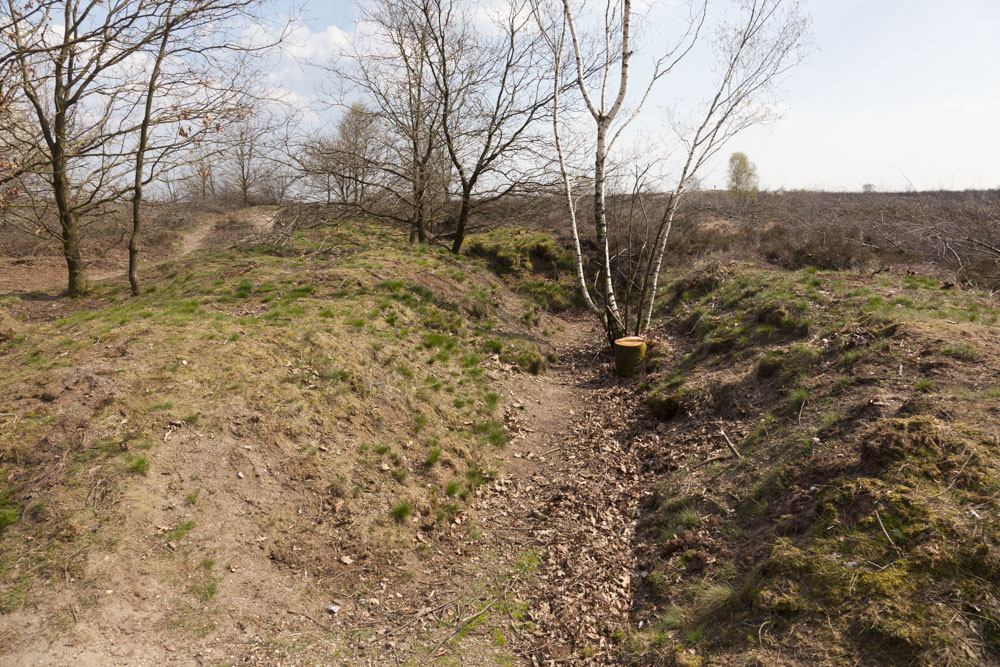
(666, 190, 1000, 284)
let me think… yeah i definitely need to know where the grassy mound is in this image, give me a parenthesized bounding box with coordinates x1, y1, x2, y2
(0, 220, 549, 624)
(463, 226, 581, 312)
(630, 264, 1000, 665)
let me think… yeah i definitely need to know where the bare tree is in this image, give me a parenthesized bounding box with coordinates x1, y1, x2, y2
(547, 0, 809, 342)
(636, 0, 810, 333)
(172, 145, 220, 202)
(126, 0, 287, 295)
(0, 0, 287, 296)
(531, 0, 599, 313)
(300, 103, 380, 206)
(556, 0, 706, 341)
(328, 0, 448, 243)
(421, 0, 554, 254)
(221, 114, 276, 206)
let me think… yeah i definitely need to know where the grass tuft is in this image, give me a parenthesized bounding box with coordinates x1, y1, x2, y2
(390, 501, 412, 522)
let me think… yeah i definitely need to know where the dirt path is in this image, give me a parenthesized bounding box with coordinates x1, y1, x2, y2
(215, 316, 652, 665)
(176, 216, 219, 257)
(268, 317, 653, 665)
(0, 208, 277, 296)
(470, 321, 649, 661)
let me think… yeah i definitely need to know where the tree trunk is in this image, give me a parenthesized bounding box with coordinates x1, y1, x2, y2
(51, 149, 87, 296)
(61, 211, 87, 297)
(450, 189, 472, 254)
(415, 207, 426, 243)
(639, 189, 684, 332)
(604, 303, 627, 346)
(612, 336, 646, 377)
(412, 167, 428, 243)
(129, 5, 170, 297)
(594, 120, 626, 344)
(128, 196, 141, 296)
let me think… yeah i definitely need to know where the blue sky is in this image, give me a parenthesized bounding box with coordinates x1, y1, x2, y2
(286, 0, 1000, 191)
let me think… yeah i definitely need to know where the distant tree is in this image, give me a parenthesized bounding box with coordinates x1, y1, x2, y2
(420, 0, 553, 255)
(862, 183, 875, 193)
(219, 106, 298, 206)
(727, 152, 759, 199)
(300, 103, 380, 206)
(327, 0, 446, 243)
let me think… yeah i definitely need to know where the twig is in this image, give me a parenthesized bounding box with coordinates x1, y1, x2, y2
(930, 452, 974, 499)
(287, 609, 334, 633)
(138, 537, 168, 559)
(797, 397, 807, 423)
(719, 428, 743, 460)
(430, 599, 499, 656)
(692, 453, 732, 469)
(431, 563, 530, 657)
(382, 593, 470, 638)
(874, 509, 897, 549)
(539, 445, 565, 458)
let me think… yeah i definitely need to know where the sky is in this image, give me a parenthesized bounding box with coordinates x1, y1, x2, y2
(278, 0, 1000, 192)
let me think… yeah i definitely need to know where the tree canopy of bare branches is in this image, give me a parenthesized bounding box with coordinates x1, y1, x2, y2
(541, 0, 810, 342)
(0, 0, 288, 296)
(323, 0, 556, 249)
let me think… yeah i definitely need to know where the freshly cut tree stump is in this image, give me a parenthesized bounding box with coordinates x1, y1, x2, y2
(613, 336, 646, 377)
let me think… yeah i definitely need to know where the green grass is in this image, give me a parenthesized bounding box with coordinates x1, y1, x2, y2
(234, 279, 253, 298)
(474, 420, 508, 448)
(0, 507, 19, 531)
(939, 342, 977, 360)
(128, 457, 149, 475)
(169, 521, 196, 542)
(634, 264, 1000, 665)
(390, 501, 412, 522)
(0, 217, 560, 633)
(788, 387, 808, 412)
(413, 413, 428, 434)
(190, 579, 217, 601)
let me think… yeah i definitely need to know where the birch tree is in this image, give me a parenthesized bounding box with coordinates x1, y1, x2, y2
(558, 0, 706, 342)
(547, 0, 808, 342)
(635, 0, 810, 333)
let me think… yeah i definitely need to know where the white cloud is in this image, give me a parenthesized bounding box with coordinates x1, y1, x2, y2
(285, 23, 350, 62)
